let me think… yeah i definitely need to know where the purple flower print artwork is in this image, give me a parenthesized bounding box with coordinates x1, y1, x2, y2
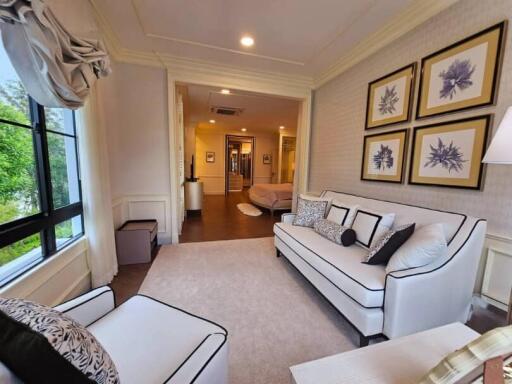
(424, 138, 466, 173)
(378, 86, 399, 115)
(373, 145, 394, 171)
(439, 59, 476, 100)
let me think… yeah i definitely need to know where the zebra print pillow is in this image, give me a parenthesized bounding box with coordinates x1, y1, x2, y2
(0, 298, 119, 384)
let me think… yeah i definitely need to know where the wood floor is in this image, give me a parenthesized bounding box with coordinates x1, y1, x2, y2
(179, 189, 283, 243)
(110, 190, 507, 334)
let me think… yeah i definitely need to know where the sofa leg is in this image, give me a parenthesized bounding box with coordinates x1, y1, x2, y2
(276, 248, 281, 258)
(359, 334, 370, 348)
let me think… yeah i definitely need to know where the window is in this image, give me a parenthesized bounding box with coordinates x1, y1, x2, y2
(0, 36, 83, 286)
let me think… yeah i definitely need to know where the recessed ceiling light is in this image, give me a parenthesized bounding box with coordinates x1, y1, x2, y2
(240, 36, 254, 47)
(279, 126, 285, 130)
(221, 89, 231, 94)
(241, 128, 247, 132)
(209, 119, 216, 124)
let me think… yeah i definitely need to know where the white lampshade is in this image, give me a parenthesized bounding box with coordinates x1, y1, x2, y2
(483, 107, 512, 164)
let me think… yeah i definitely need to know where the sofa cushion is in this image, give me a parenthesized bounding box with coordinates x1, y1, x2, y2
(88, 295, 227, 384)
(0, 298, 119, 384)
(326, 200, 359, 227)
(314, 219, 356, 246)
(293, 195, 330, 227)
(274, 223, 386, 308)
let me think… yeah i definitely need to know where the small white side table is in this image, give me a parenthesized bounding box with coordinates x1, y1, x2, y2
(290, 323, 479, 384)
(185, 181, 204, 212)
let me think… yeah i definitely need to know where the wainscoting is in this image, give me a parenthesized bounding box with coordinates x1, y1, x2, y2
(112, 195, 172, 244)
(476, 233, 512, 310)
(0, 238, 90, 306)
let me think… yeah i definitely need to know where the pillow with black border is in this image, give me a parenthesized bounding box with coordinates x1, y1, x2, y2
(0, 298, 119, 384)
(364, 223, 416, 265)
(352, 209, 395, 249)
(314, 219, 356, 246)
(326, 201, 359, 227)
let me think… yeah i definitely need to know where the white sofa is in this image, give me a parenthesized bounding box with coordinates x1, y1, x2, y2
(0, 287, 229, 384)
(273, 190, 487, 347)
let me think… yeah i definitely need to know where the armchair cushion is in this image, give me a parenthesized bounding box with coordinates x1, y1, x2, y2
(0, 297, 119, 384)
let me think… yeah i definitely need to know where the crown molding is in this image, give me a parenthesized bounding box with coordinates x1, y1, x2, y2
(313, 0, 460, 88)
(90, 0, 459, 93)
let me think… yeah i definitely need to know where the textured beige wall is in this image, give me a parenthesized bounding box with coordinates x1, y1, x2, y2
(309, 0, 512, 237)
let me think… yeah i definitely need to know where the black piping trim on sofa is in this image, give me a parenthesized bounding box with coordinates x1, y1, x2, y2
(189, 333, 227, 383)
(275, 233, 383, 309)
(276, 245, 386, 343)
(320, 190, 467, 246)
(353, 210, 382, 248)
(133, 295, 228, 384)
(380, 218, 487, 334)
(386, 219, 487, 281)
(275, 223, 384, 292)
(164, 334, 212, 382)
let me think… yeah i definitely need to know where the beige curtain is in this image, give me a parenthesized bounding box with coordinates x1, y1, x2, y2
(76, 83, 118, 287)
(0, 0, 110, 109)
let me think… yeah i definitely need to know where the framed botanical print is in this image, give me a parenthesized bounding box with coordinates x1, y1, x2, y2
(206, 151, 215, 163)
(409, 115, 491, 190)
(416, 21, 506, 119)
(365, 63, 416, 129)
(361, 129, 408, 183)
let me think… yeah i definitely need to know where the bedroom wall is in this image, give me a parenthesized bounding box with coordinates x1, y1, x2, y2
(308, 0, 512, 306)
(309, 0, 512, 238)
(195, 128, 279, 194)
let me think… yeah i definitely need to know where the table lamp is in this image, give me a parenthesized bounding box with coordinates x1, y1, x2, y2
(482, 106, 512, 324)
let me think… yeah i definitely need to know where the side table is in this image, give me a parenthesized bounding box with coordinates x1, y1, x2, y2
(115, 220, 158, 265)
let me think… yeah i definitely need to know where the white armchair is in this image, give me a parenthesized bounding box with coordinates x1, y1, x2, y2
(1, 287, 229, 384)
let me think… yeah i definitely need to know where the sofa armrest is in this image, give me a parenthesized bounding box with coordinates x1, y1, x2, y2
(383, 219, 487, 339)
(281, 213, 296, 224)
(54, 286, 115, 327)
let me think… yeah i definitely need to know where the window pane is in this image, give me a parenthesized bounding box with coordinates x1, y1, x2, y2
(55, 215, 83, 248)
(47, 132, 80, 209)
(0, 32, 31, 124)
(44, 107, 75, 135)
(0, 233, 41, 272)
(0, 123, 40, 225)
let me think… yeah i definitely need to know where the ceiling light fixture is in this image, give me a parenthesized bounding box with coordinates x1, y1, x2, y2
(241, 128, 247, 132)
(240, 36, 254, 47)
(279, 126, 285, 130)
(221, 89, 231, 94)
(209, 119, 216, 124)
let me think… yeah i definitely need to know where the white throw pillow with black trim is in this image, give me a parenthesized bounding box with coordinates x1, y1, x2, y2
(0, 298, 119, 384)
(293, 195, 330, 227)
(386, 223, 447, 273)
(352, 208, 395, 249)
(326, 200, 359, 227)
(314, 219, 356, 246)
(365, 223, 415, 265)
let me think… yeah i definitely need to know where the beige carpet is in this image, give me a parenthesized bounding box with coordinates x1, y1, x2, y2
(140, 237, 357, 384)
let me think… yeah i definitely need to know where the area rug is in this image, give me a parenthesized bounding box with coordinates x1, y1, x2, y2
(139, 237, 357, 384)
(236, 202, 262, 216)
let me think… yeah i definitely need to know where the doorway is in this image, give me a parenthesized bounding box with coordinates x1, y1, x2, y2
(225, 135, 255, 193)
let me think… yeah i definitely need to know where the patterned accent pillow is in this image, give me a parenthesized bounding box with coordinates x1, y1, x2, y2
(0, 298, 119, 384)
(365, 223, 415, 265)
(293, 196, 329, 227)
(314, 219, 356, 246)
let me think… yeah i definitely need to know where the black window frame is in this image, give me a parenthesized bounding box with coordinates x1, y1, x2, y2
(0, 97, 84, 287)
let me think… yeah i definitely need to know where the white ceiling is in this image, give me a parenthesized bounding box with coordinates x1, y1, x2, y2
(93, 0, 417, 78)
(185, 84, 299, 135)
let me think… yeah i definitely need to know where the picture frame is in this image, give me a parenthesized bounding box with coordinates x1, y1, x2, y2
(206, 151, 215, 163)
(263, 154, 272, 164)
(416, 21, 506, 119)
(361, 129, 408, 183)
(365, 63, 416, 130)
(409, 115, 491, 190)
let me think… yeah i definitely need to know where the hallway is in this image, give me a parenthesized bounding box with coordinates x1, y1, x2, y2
(179, 189, 284, 243)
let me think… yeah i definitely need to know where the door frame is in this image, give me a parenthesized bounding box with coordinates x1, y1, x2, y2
(225, 135, 255, 194)
(166, 67, 312, 243)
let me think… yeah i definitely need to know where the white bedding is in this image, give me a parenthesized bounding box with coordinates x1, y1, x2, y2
(249, 183, 293, 209)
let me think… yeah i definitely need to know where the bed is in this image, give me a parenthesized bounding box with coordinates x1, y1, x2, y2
(249, 183, 293, 216)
